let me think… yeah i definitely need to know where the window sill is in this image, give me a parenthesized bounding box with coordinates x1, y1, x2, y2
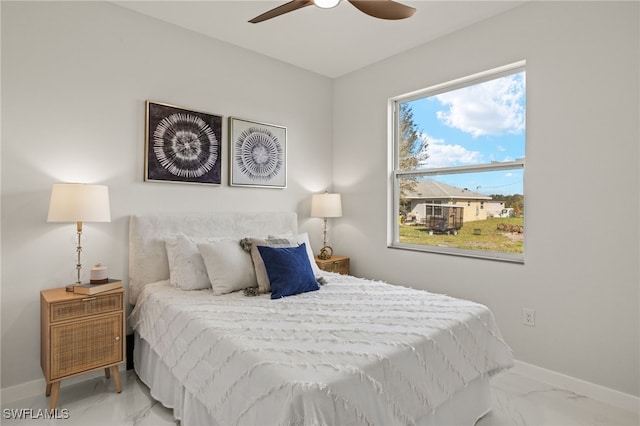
(388, 242, 524, 264)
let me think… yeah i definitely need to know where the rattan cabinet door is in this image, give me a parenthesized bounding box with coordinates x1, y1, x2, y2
(50, 313, 123, 380)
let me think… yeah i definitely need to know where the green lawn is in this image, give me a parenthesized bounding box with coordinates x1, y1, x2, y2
(399, 217, 524, 253)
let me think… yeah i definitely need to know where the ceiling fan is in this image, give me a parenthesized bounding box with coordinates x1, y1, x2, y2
(249, 0, 416, 24)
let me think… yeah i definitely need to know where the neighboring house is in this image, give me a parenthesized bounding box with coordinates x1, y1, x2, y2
(486, 201, 507, 218)
(405, 180, 503, 223)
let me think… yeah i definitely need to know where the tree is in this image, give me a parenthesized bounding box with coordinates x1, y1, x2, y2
(508, 194, 524, 217)
(398, 103, 428, 212)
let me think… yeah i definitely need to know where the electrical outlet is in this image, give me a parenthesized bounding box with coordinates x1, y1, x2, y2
(522, 308, 535, 327)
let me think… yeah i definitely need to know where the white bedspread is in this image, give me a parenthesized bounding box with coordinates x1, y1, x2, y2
(130, 274, 513, 426)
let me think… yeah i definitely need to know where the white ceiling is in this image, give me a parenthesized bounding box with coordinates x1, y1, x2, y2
(114, 1, 524, 78)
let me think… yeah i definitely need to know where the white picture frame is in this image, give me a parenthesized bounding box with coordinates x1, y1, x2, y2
(229, 117, 287, 188)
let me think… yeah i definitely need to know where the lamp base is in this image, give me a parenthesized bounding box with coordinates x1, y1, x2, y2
(318, 246, 333, 260)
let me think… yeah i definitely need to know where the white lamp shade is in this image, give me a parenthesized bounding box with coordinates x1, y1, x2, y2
(311, 193, 342, 218)
(47, 183, 111, 223)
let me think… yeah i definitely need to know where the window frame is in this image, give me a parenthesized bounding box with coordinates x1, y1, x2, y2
(388, 61, 526, 263)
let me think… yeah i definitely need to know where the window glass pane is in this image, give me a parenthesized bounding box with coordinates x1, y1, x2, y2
(398, 72, 525, 171)
(398, 171, 523, 254)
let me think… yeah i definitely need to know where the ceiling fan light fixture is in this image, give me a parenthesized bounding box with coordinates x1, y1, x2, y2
(249, 0, 415, 23)
(314, 0, 340, 9)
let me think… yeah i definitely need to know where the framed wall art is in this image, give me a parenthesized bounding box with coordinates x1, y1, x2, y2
(145, 101, 223, 185)
(229, 117, 287, 188)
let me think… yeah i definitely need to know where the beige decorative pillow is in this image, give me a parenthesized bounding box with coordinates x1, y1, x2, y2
(240, 237, 298, 293)
(197, 239, 258, 295)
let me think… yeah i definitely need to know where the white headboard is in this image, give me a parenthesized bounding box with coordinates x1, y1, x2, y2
(128, 212, 298, 304)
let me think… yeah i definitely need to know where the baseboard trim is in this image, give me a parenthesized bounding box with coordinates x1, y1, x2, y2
(1, 365, 125, 405)
(513, 359, 639, 414)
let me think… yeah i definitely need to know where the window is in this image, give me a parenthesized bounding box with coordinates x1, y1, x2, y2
(390, 62, 526, 262)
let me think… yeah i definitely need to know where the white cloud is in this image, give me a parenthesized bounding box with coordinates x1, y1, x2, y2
(435, 73, 525, 137)
(419, 133, 482, 168)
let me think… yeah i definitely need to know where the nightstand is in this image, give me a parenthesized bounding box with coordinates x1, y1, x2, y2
(315, 255, 350, 275)
(40, 287, 125, 409)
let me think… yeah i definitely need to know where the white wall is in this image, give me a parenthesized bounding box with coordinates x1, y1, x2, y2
(1, 1, 333, 389)
(333, 1, 639, 397)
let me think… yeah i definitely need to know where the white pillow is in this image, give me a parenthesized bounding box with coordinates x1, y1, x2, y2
(198, 239, 258, 295)
(270, 232, 322, 276)
(165, 234, 222, 290)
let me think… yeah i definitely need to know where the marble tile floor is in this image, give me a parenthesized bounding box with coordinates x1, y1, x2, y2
(1, 370, 638, 426)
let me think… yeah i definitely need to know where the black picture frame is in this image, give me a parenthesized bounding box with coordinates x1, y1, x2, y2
(145, 101, 223, 185)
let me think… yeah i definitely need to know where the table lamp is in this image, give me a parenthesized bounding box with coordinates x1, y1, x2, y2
(310, 192, 342, 260)
(47, 183, 111, 291)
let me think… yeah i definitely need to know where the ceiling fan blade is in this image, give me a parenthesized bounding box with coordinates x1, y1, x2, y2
(249, 0, 314, 23)
(348, 0, 416, 20)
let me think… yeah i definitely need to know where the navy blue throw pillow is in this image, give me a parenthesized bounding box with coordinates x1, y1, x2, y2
(257, 243, 319, 299)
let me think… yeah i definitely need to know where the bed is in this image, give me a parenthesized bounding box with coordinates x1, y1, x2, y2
(129, 212, 513, 426)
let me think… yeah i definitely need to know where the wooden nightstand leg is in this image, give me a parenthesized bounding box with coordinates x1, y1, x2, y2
(45, 382, 52, 397)
(49, 382, 60, 410)
(111, 366, 121, 393)
(104, 368, 110, 378)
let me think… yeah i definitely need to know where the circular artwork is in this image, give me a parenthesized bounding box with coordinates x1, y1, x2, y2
(234, 126, 283, 182)
(152, 113, 219, 178)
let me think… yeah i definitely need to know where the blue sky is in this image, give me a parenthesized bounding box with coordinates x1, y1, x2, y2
(406, 71, 526, 195)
